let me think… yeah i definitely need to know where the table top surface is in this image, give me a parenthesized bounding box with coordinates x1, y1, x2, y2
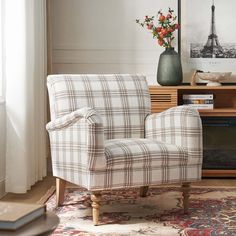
(0, 212, 59, 236)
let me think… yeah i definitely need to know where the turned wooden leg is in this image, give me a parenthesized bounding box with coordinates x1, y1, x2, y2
(56, 178, 66, 207)
(140, 186, 149, 197)
(91, 192, 101, 226)
(182, 182, 191, 214)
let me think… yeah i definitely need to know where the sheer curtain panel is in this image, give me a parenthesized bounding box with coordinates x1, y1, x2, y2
(5, 0, 47, 193)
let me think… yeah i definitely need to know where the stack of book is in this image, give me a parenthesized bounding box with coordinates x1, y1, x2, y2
(183, 94, 214, 109)
(0, 202, 46, 231)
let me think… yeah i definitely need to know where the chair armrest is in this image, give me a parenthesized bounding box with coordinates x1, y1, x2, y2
(46, 107, 99, 131)
(47, 107, 106, 172)
(145, 106, 203, 163)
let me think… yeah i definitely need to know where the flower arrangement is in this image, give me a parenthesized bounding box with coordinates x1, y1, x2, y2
(136, 8, 180, 48)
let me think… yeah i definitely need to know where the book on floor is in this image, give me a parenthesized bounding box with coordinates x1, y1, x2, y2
(0, 202, 46, 230)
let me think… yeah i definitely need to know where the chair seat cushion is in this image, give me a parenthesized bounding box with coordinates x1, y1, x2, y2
(105, 138, 188, 170)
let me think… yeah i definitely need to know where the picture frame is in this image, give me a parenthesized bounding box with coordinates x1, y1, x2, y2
(179, 0, 236, 83)
(177, 0, 181, 55)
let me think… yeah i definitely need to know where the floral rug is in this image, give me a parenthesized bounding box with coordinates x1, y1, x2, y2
(44, 186, 236, 236)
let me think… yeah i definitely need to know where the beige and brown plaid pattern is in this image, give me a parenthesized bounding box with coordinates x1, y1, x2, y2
(47, 74, 151, 140)
(47, 107, 106, 172)
(145, 105, 203, 180)
(105, 138, 188, 170)
(47, 74, 203, 191)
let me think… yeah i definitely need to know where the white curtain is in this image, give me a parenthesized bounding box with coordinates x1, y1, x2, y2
(4, 0, 47, 193)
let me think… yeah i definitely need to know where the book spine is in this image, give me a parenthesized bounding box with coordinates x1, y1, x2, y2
(183, 94, 214, 99)
(185, 104, 214, 109)
(183, 99, 214, 104)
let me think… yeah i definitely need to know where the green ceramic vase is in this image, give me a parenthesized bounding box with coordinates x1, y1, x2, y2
(157, 47, 183, 86)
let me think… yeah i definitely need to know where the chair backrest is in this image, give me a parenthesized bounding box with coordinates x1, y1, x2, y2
(47, 74, 151, 139)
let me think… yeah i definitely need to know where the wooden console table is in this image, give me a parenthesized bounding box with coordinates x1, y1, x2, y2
(149, 85, 236, 177)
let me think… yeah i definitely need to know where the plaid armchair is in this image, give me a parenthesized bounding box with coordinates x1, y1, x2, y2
(46, 74, 203, 225)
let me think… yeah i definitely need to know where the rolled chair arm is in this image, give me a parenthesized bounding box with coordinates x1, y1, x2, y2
(46, 107, 100, 131)
(46, 107, 105, 175)
(145, 106, 203, 164)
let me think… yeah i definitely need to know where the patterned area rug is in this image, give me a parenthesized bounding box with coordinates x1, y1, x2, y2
(45, 186, 236, 236)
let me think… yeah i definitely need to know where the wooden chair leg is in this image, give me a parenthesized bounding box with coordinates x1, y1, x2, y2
(56, 178, 66, 207)
(91, 192, 101, 226)
(182, 182, 191, 214)
(140, 186, 149, 197)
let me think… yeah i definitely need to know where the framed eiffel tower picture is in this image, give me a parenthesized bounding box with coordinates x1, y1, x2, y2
(180, 0, 236, 83)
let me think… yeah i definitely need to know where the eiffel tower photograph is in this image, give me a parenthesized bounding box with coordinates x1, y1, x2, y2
(189, 0, 236, 58)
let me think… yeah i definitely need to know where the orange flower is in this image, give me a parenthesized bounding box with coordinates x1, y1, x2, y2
(158, 39, 164, 46)
(161, 28, 168, 36)
(156, 27, 162, 33)
(136, 8, 179, 48)
(159, 14, 165, 22)
(167, 27, 173, 33)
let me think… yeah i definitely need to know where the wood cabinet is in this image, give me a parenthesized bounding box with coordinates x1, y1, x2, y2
(149, 85, 236, 177)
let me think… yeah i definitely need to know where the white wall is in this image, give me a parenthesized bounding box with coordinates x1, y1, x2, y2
(51, 0, 178, 85)
(0, 101, 5, 198)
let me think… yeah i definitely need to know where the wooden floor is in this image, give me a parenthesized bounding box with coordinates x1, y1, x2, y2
(1, 175, 55, 204)
(1, 175, 236, 204)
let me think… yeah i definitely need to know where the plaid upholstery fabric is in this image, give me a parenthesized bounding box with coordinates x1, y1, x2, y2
(47, 74, 151, 139)
(87, 164, 201, 190)
(47, 107, 106, 172)
(105, 139, 188, 170)
(145, 105, 203, 180)
(46, 75, 203, 191)
(46, 107, 100, 131)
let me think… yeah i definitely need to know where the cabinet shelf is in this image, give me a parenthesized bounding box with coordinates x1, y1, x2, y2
(198, 108, 236, 117)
